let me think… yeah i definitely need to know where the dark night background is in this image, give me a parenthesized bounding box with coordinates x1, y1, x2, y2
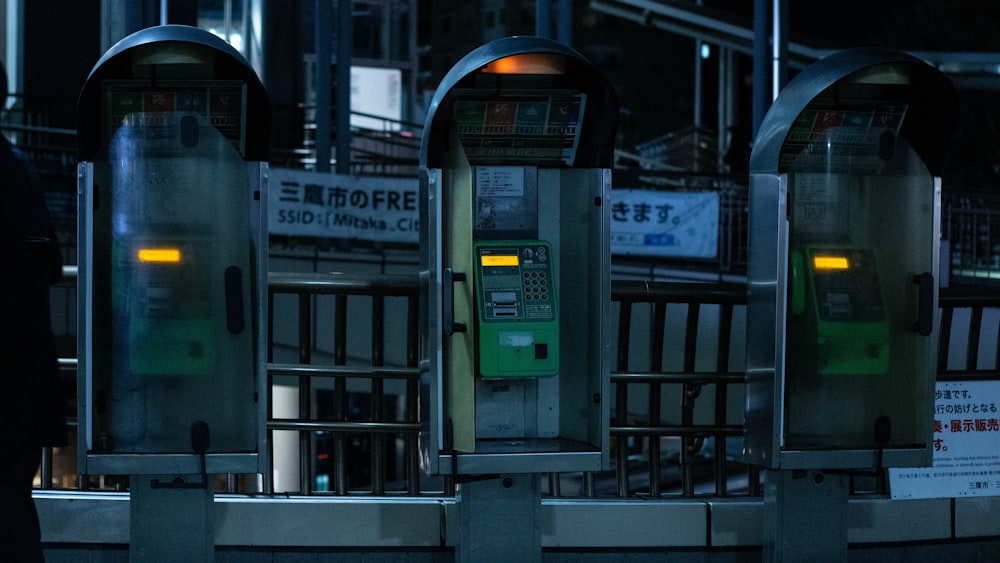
(14, 1, 1000, 194)
(563, 1, 1000, 194)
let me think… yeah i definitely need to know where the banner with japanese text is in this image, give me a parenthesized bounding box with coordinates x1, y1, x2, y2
(269, 168, 419, 243)
(889, 380, 1000, 499)
(268, 169, 722, 259)
(610, 189, 719, 259)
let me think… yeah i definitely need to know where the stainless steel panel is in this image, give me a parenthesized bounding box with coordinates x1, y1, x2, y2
(542, 499, 707, 547)
(744, 172, 787, 468)
(708, 499, 763, 546)
(848, 496, 951, 543)
(955, 496, 1000, 538)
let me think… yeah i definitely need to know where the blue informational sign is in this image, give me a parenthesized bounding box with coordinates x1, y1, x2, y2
(610, 189, 719, 259)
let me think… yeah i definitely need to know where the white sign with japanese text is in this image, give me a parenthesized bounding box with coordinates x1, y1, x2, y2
(269, 168, 419, 243)
(889, 380, 1000, 499)
(610, 189, 719, 259)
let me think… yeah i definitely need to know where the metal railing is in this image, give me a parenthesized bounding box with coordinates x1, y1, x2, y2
(610, 281, 755, 498)
(265, 272, 425, 496)
(42, 268, 1000, 499)
(939, 286, 1000, 379)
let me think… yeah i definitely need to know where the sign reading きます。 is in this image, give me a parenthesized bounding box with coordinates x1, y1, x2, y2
(610, 189, 719, 259)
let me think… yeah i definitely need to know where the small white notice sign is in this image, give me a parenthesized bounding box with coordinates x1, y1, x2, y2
(889, 380, 1000, 499)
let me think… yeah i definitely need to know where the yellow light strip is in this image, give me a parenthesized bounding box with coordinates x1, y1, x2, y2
(813, 255, 849, 270)
(481, 254, 519, 267)
(137, 248, 182, 263)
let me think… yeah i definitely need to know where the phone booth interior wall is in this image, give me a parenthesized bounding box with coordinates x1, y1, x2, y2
(76, 25, 270, 478)
(419, 37, 618, 478)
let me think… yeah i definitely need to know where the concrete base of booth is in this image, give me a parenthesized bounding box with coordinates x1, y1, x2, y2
(34, 491, 1000, 561)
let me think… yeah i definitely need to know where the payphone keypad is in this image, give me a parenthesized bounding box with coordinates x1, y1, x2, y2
(478, 244, 555, 322)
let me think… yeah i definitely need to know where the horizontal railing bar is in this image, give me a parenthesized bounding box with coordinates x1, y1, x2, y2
(939, 287, 1000, 308)
(61, 266, 1000, 310)
(268, 363, 420, 380)
(611, 281, 746, 304)
(937, 371, 1000, 381)
(611, 371, 745, 384)
(610, 425, 743, 436)
(268, 272, 420, 295)
(267, 419, 420, 433)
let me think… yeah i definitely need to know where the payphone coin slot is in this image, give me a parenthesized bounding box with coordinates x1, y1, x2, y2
(490, 288, 519, 318)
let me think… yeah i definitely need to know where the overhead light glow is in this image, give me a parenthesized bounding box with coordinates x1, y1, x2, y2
(483, 53, 566, 75)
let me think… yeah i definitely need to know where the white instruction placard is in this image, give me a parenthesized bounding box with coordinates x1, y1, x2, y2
(889, 380, 1000, 499)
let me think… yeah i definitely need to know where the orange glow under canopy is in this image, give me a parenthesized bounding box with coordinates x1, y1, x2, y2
(482, 53, 567, 75)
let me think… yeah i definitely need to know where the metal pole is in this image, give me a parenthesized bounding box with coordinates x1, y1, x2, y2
(718, 46, 734, 171)
(536, 0, 551, 38)
(752, 0, 770, 138)
(693, 0, 703, 129)
(772, 0, 788, 97)
(336, 0, 353, 175)
(314, 0, 332, 173)
(556, 0, 572, 46)
(459, 475, 541, 562)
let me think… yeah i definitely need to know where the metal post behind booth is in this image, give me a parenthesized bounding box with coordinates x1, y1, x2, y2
(76, 25, 270, 560)
(744, 47, 957, 562)
(418, 36, 618, 561)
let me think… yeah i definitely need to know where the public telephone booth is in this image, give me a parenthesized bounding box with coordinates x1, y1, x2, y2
(419, 36, 618, 561)
(419, 36, 618, 476)
(744, 47, 956, 561)
(76, 25, 269, 559)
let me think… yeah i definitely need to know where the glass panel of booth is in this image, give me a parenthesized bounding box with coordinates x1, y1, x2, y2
(86, 100, 257, 455)
(782, 125, 935, 451)
(102, 80, 247, 156)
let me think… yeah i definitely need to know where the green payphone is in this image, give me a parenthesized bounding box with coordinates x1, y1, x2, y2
(474, 240, 558, 378)
(790, 246, 889, 376)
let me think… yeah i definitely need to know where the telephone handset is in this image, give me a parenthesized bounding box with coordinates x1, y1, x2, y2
(474, 240, 559, 378)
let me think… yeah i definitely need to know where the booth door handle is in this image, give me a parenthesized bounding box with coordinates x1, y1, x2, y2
(912, 272, 934, 336)
(225, 266, 246, 335)
(443, 268, 467, 336)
